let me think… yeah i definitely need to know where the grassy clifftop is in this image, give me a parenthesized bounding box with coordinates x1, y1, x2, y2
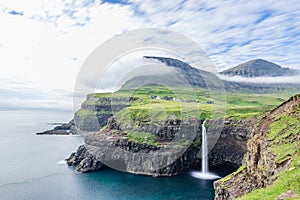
(84, 86, 293, 121)
(239, 95, 300, 200)
(214, 94, 300, 200)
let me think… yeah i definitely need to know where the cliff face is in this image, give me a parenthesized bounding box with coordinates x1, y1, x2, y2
(66, 114, 253, 176)
(214, 94, 300, 200)
(209, 119, 255, 166)
(74, 96, 137, 132)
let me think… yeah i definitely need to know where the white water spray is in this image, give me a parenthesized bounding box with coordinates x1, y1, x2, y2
(191, 120, 220, 180)
(201, 121, 208, 173)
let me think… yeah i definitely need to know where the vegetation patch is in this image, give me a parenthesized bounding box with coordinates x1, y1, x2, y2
(239, 150, 300, 200)
(83, 86, 296, 122)
(126, 130, 158, 146)
(239, 110, 300, 199)
(218, 165, 246, 184)
(270, 143, 296, 163)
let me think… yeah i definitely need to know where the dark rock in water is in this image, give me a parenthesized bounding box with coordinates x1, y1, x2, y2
(36, 119, 77, 135)
(66, 145, 103, 172)
(53, 123, 71, 130)
(36, 129, 70, 135)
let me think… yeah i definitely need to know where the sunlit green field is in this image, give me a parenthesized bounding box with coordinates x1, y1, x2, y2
(84, 86, 298, 120)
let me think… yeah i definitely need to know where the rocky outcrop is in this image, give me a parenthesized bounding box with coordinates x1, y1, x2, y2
(37, 119, 77, 135)
(74, 96, 137, 132)
(66, 116, 253, 176)
(66, 145, 103, 172)
(208, 119, 255, 166)
(214, 94, 300, 199)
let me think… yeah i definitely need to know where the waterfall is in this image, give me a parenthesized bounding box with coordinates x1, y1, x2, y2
(201, 120, 208, 174)
(190, 120, 220, 180)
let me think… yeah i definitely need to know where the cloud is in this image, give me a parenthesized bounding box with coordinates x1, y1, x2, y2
(219, 74, 300, 84)
(0, 77, 73, 111)
(95, 51, 178, 92)
(1, 0, 300, 110)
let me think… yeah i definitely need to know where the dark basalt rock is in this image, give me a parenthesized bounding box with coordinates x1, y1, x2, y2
(66, 117, 253, 176)
(36, 129, 70, 135)
(74, 97, 138, 132)
(208, 119, 255, 166)
(66, 145, 103, 173)
(36, 119, 77, 135)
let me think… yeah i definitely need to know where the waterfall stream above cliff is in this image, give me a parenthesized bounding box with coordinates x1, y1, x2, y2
(202, 120, 208, 173)
(191, 121, 220, 180)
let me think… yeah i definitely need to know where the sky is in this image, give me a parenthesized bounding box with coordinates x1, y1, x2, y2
(0, 0, 300, 111)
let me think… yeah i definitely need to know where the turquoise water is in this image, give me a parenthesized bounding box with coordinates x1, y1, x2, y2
(0, 110, 232, 200)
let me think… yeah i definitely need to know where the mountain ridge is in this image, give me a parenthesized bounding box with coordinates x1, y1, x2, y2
(221, 59, 299, 77)
(121, 56, 300, 93)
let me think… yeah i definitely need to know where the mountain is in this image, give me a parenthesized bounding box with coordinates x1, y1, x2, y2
(122, 56, 217, 89)
(221, 59, 299, 77)
(121, 56, 300, 93)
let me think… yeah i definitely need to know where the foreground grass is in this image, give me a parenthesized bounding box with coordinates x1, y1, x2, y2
(239, 105, 300, 200)
(239, 153, 300, 200)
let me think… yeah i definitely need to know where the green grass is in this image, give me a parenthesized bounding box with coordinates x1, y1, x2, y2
(79, 86, 297, 124)
(218, 165, 246, 183)
(238, 109, 300, 199)
(269, 143, 296, 163)
(114, 87, 294, 121)
(126, 130, 158, 146)
(268, 113, 300, 163)
(75, 109, 112, 116)
(239, 151, 300, 200)
(75, 109, 98, 116)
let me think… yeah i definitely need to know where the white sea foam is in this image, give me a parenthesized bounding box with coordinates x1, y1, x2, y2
(57, 160, 67, 165)
(190, 171, 220, 180)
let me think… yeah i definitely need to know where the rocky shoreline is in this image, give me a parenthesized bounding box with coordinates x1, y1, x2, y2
(66, 117, 254, 176)
(37, 119, 77, 135)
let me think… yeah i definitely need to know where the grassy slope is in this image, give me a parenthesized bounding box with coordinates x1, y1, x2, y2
(238, 102, 300, 200)
(84, 86, 298, 149)
(83, 87, 300, 197)
(87, 86, 294, 120)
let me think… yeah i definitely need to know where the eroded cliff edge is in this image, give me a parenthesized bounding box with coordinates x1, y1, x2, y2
(66, 110, 255, 176)
(214, 94, 300, 200)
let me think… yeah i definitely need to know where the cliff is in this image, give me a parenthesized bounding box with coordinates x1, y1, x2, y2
(74, 95, 137, 132)
(66, 114, 254, 176)
(214, 94, 300, 200)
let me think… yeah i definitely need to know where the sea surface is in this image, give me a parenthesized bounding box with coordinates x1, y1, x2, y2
(0, 110, 233, 200)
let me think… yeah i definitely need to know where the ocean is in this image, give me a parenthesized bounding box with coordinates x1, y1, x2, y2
(0, 110, 231, 200)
